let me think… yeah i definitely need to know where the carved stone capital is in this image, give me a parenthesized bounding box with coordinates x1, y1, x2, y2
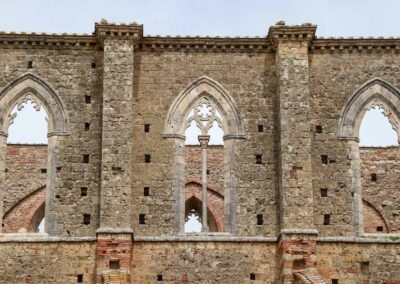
(198, 135, 210, 148)
(267, 22, 317, 48)
(95, 20, 143, 46)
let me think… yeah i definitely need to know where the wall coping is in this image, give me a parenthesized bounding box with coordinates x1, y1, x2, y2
(1, 23, 400, 52)
(134, 234, 278, 242)
(317, 235, 400, 244)
(0, 233, 96, 243)
(0, 234, 399, 244)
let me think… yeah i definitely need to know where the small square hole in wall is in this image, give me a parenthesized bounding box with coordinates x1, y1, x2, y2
(361, 261, 369, 273)
(56, 166, 62, 173)
(321, 155, 328, 165)
(315, 125, 323, 133)
(206, 169, 210, 175)
(4, 168, 7, 173)
(320, 188, 328, 197)
(84, 123, 90, 131)
(85, 95, 91, 104)
(250, 273, 256, 280)
(144, 154, 151, 163)
(376, 226, 384, 232)
(41, 168, 47, 174)
(139, 214, 146, 224)
(323, 214, 330, 225)
(332, 279, 338, 284)
(257, 125, 264, 132)
(27, 60, 33, 68)
(91, 62, 96, 69)
(257, 214, 263, 225)
(83, 154, 90, 163)
(77, 274, 83, 283)
(157, 274, 163, 281)
(81, 187, 88, 197)
(144, 187, 150, 196)
(256, 154, 262, 164)
(83, 214, 91, 225)
(109, 259, 120, 269)
(293, 258, 306, 270)
(371, 173, 377, 182)
(144, 124, 150, 133)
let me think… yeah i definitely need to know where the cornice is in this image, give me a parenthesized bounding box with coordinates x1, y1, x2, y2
(94, 20, 143, 45)
(267, 21, 317, 47)
(1, 21, 399, 54)
(311, 37, 400, 53)
(139, 36, 271, 53)
(0, 32, 96, 49)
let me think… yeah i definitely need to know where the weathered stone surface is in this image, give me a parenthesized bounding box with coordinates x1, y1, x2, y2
(0, 21, 399, 283)
(0, 241, 96, 283)
(131, 241, 278, 283)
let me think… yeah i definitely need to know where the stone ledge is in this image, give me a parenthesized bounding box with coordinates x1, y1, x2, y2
(134, 234, 278, 242)
(280, 229, 319, 235)
(317, 235, 400, 244)
(0, 233, 96, 243)
(96, 227, 133, 234)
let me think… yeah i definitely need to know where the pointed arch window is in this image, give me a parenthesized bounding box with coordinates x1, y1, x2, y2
(0, 73, 69, 235)
(164, 76, 245, 234)
(338, 78, 400, 236)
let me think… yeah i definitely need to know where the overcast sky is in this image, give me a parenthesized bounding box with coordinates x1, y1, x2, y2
(0, 0, 399, 37)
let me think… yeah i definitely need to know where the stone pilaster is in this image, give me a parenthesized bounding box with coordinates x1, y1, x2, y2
(95, 21, 142, 231)
(268, 22, 320, 283)
(95, 21, 142, 283)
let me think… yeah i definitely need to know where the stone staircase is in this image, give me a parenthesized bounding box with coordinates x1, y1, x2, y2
(293, 270, 328, 284)
(100, 270, 129, 284)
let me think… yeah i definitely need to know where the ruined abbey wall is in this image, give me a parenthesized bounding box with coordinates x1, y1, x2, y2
(0, 21, 399, 283)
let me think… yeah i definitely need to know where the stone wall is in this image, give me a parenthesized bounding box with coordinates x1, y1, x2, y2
(0, 21, 399, 283)
(0, 241, 96, 283)
(360, 146, 400, 233)
(131, 50, 278, 237)
(310, 48, 400, 237)
(7, 143, 398, 235)
(4, 144, 47, 213)
(0, 44, 103, 236)
(317, 241, 400, 283)
(131, 241, 278, 283)
(185, 145, 224, 190)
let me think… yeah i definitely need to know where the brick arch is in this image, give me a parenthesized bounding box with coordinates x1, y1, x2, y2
(362, 198, 389, 233)
(186, 180, 224, 198)
(3, 186, 45, 233)
(185, 182, 224, 232)
(338, 78, 400, 141)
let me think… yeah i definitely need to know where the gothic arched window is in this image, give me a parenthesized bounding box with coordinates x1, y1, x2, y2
(164, 76, 245, 234)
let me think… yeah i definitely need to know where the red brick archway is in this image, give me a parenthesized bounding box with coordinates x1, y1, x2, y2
(185, 181, 224, 232)
(3, 186, 45, 233)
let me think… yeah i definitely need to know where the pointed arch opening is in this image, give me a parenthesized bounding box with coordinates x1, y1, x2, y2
(164, 76, 245, 234)
(184, 196, 219, 233)
(0, 73, 69, 235)
(339, 78, 400, 236)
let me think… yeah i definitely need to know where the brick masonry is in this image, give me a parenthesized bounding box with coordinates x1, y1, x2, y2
(0, 21, 399, 283)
